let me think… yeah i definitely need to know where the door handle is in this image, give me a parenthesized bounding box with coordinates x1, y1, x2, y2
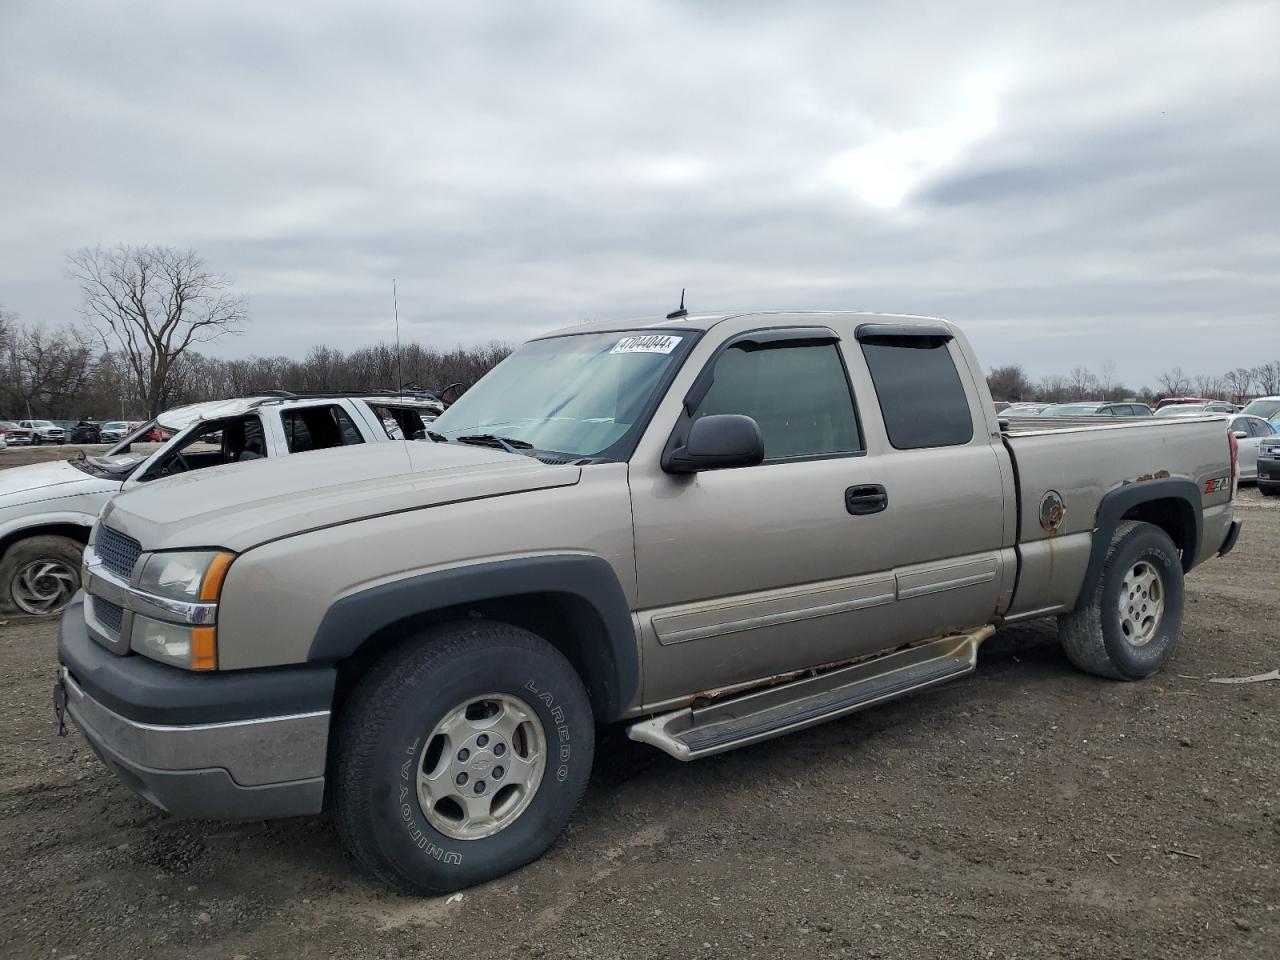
(845, 484, 888, 515)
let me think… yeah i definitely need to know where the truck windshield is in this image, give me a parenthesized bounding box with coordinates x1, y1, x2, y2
(431, 331, 693, 459)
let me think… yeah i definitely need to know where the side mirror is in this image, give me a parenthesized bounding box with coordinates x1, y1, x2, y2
(663, 414, 765, 474)
(1232, 430, 1249, 439)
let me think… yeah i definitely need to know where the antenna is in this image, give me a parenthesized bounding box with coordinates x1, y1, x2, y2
(665, 288, 687, 320)
(393, 278, 404, 396)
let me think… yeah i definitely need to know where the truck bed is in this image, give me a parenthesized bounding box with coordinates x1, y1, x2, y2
(997, 414, 1235, 621)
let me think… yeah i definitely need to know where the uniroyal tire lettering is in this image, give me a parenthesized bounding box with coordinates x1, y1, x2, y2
(397, 737, 462, 865)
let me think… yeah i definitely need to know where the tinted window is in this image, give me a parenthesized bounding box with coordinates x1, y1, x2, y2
(693, 343, 861, 460)
(282, 405, 366, 454)
(860, 338, 974, 449)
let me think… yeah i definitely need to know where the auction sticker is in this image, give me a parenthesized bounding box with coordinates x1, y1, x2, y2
(611, 334, 682, 355)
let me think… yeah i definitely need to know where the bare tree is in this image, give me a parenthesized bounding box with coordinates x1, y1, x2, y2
(1067, 365, 1097, 400)
(1223, 367, 1254, 401)
(1192, 373, 1226, 399)
(1156, 366, 1191, 397)
(68, 245, 246, 417)
(1095, 359, 1118, 399)
(1252, 362, 1280, 396)
(986, 364, 1033, 402)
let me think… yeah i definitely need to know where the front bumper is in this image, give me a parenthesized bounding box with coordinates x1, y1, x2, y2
(58, 596, 334, 819)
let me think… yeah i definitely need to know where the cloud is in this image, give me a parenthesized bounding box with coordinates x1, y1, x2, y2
(0, 0, 1277, 387)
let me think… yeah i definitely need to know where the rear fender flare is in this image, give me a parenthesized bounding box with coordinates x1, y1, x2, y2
(308, 555, 638, 722)
(1073, 478, 1201, 613)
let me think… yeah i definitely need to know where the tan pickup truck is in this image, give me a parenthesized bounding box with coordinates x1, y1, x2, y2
(55, 311, 1242, 894)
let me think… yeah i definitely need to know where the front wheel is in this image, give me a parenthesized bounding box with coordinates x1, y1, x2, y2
(1058, 520, 1185, 680)
(1261, 485, 1278, 498)
(0, 535, 84, 616)
(332, 620, 595, 894)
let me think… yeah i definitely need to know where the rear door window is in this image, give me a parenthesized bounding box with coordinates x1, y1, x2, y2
(282, 405, 367, 454)
(860, 337, 974, 449)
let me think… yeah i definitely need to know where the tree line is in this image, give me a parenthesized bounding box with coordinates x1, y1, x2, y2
(987, 359, 1280, 406)
(1, 244, 511, 422)
(0, 314, 511, 421)
(4, 244, 1276, 420)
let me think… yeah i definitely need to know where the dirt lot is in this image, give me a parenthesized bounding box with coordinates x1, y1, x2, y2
(0, 444, 1275, 959)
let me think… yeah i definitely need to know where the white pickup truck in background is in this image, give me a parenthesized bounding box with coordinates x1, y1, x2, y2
(0, 392, 443, 615)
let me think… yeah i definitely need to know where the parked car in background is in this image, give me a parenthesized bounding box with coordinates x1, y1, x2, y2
(1155, 396, 1213, 410)
(1259, 434, 1280, 496)
(1154, 401, 1238, 417)
(1240, 396, 1280, 423)
(1001, 402, 1050, 416)
(993, 400, 1011, 413)
(69, 421, 102, 444)
(0, 394, 447, 615)
(1228, 414, 1275, 482)
(18, 420, 66, 444)
(1040, 401, 1153, 418)
(361, 392, 445, 440)
(98, 421, 130, 443)
(0, 422, 32, 445)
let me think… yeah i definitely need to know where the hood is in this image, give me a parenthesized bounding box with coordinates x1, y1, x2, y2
(102, 440, 581, 553)
(0, 459, 118, 506)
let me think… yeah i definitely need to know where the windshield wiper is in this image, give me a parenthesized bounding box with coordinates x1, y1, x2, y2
(456, 434, 534, 455)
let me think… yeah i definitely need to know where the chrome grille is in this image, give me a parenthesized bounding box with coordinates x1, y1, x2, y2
(96, 527, 142, 580)
(92, 596, 124, 635)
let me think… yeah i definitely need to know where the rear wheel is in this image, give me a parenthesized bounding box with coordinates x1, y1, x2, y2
(1261, 485, 1278, 497)
(332, 620, 594, 894)
(0, 535, 84, 616)
(1058, 520, 1184, 680)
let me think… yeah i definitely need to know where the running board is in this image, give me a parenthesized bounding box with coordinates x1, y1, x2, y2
(627, 626, 995, 760)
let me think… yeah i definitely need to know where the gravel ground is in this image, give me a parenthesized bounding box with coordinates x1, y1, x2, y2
(0, 455, 1275, 959)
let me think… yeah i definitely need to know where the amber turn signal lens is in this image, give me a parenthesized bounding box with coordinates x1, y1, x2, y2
(190, 627, 218, 671)
(199, 552, 235, 602)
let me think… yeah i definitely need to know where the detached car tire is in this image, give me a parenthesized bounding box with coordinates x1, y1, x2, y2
(332, 620, 594, 895)
(1058, 520, 1185, 680)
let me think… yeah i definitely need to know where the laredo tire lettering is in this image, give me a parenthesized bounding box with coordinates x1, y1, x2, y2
(525, 678, 573, 782)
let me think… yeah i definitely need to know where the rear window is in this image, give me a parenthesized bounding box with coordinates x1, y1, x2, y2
(282, 405, 366, 453)
(860, 337, 973, 449)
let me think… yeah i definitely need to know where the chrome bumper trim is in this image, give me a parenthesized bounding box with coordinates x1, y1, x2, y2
(61, 669, 329, 786)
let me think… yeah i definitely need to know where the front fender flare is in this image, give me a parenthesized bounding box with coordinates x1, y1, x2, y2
(308, 555, 638, 722)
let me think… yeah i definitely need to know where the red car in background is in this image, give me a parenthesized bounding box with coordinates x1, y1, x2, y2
(0, 421, 33, 445)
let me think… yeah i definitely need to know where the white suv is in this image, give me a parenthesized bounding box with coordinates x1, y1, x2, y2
(0, 394, 440, 615)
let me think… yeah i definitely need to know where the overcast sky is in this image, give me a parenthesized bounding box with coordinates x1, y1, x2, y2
(1, 1, 1277, 387)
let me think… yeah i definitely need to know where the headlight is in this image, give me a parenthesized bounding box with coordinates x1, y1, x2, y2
(137, 550, 234, 603)
(130, 550, 234, 670)
(130, 617, 218, 671)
